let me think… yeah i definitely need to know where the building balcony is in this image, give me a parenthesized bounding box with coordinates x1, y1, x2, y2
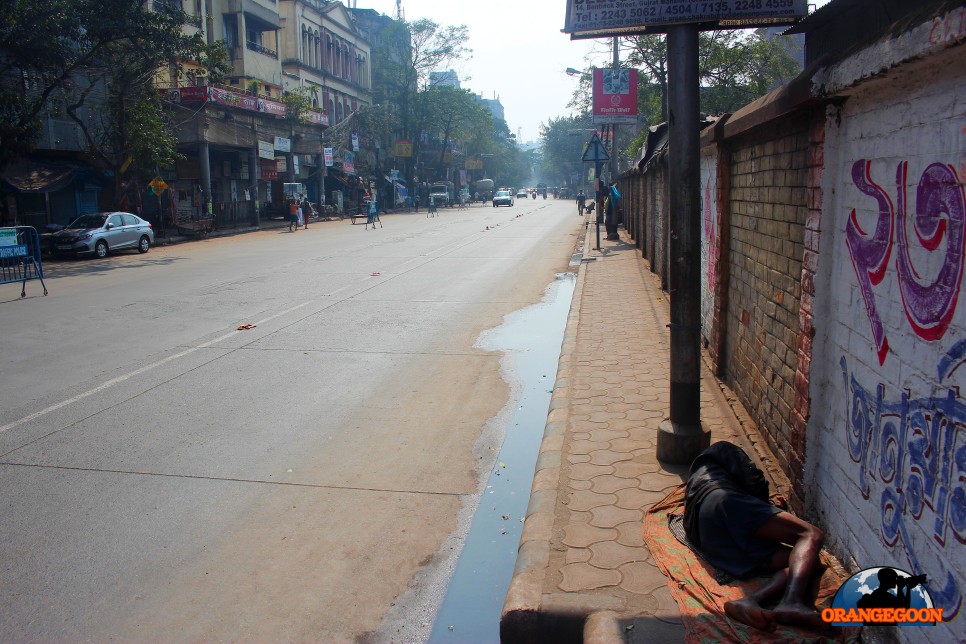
(246, 41, 278, 59)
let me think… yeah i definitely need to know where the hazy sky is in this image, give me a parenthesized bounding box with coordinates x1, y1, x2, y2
(356, 0, 831, 144)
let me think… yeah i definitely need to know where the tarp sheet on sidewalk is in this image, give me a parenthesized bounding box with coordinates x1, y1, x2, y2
(643, 485, 859, 643)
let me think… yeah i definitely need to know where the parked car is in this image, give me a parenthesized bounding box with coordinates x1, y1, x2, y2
(515, 188, 528, 199)
(51, 212, 154, 258)
(492, 190, 514, 207)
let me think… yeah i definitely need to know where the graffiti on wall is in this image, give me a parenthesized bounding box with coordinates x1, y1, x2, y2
(840, 349, 965, 619)
(701, 166, 719, 334)
(845, 159, 966, 365)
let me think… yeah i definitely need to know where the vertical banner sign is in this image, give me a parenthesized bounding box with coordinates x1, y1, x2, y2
(324, 148, 334, 167)
(343, 151, 356, 175)
(351, 131, 360, 152)
(593, 68, 639, 124)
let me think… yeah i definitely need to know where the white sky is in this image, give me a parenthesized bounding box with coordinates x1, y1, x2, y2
(355, 0, 831, 144)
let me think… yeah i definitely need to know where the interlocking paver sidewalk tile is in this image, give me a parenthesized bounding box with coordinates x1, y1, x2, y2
(501, 225, 758, 643)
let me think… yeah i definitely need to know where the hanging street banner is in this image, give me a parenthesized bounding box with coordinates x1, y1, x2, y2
(352, 131, 360, 152)
(563, 0, 807, 35)
(324, 148, 334, 167)
(343, 151, 356, 175)
(593, 68, 639, 124)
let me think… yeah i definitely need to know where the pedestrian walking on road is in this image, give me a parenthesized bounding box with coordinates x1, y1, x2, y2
(288, 199, 299, 232)
(428, 196, 437, 217)
(366, 196, 382, 229)
(576, 189, 586, 216)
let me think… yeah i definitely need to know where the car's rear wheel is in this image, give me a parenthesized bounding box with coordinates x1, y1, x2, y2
(94, 240, 108, 258)
(138, 235, 150, 253)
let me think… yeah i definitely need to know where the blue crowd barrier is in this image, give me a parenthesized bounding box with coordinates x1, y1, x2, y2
(0, 226, 48, 297)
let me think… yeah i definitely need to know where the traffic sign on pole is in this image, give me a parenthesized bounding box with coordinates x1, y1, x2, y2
(581, 133, 610, 163)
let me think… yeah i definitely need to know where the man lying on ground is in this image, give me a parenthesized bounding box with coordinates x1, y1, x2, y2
(683, 441, 827, 632)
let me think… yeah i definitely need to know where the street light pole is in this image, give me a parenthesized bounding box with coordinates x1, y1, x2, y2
(656, 23, 710, 463)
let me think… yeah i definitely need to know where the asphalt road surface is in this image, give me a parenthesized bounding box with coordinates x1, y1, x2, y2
(0, 197, 583, 642)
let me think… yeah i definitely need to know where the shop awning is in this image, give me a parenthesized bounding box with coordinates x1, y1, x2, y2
(2, 160, 76, 193)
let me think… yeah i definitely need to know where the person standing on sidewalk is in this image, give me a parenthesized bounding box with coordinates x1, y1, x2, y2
(576, 189, 586, 216)
(605, 182, 621, 240)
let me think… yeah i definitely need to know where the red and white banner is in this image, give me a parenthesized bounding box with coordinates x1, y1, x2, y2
(592, 68, 638, 125)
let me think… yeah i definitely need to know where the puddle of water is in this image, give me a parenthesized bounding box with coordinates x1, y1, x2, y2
(428, 272, 576, 643)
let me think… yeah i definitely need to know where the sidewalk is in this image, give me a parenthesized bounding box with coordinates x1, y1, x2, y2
(500, 220, 789, 642)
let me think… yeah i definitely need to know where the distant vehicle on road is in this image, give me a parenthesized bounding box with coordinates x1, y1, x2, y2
(51, 212, 154, 258)
(430, 181, 455, 207)
(515, 189, 528, 199)
(474, 178, 495, 202)
(492, 190, 514, 207)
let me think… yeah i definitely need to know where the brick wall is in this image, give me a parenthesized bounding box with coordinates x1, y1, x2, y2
(722, 115, 810, 482)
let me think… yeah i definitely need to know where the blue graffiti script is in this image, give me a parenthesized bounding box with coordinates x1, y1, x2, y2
(840, 353, 965, 619)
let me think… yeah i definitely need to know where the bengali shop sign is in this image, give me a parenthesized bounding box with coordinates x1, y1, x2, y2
(564, 0, 807, 33)
(592, 68, 639, 124)
(209, 87, 259, 111)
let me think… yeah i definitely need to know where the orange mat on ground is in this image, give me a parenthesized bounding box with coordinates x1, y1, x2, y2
(643, 485, 860, 643)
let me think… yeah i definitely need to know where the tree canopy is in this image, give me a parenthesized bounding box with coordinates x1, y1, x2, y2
(0, 0, 228, 178)
(562, 29, 802, 165)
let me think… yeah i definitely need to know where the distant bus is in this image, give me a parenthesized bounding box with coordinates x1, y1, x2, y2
(475, 178, 495, 201)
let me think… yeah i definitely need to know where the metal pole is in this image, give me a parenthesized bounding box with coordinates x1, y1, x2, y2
(657, 23, 709, 463)
(610, 36, 619, 183)
(199, 141, 212, 218)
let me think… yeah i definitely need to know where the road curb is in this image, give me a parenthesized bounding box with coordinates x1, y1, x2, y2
(500, 217, 604, 643)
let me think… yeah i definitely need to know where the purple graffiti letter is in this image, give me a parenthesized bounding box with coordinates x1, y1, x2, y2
(846, 159, 894, 365)
(895, 162, 966, 341)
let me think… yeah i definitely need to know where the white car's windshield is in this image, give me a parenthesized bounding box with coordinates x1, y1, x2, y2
(496, 191, 510, 197)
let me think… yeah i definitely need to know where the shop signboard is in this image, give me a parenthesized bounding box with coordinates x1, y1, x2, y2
(324, 148, 334, 166)
(563, 0, 807, 34)
(258, 140, 275, 160)
(304, 111, 329, 126)
(274, 136, 291, 152)
(352, 131, 360, 152)
(259, 159, 278, 180)
(209, 87, 259, 111)
(394, 140, 412, 157)
(260, 98, 287, 116)
(343, 151, 355, 175)
(592, 68, 638, 124)
(164, 86, 209, 104)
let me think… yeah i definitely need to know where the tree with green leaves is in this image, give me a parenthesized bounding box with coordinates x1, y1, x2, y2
(0, 0, 229, 199)
(568, 29, 801, 160)
(538, 114, 596, 189)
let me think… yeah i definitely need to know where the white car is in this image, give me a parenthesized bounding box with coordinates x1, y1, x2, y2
(51, 212, 155, 258)
(492, 190, 514, 207)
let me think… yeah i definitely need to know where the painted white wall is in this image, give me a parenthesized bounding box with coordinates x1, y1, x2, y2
(808, 58, 966, 641)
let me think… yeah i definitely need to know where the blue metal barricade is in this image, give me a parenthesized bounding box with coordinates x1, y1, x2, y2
(0, 226, 48, 297)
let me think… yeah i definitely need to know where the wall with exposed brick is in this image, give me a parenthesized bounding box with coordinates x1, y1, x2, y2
(806, 49, 966, 639)
(721, 116, 810, 482)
